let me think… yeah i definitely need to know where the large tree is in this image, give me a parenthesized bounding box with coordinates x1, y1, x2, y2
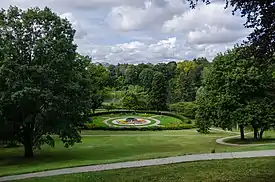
(0, 7, 92, 157)
(196, 47, 275, 140)
(149, 72, 168, 111)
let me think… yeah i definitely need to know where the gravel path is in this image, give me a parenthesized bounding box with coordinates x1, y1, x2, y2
(1, 150, 275, 182)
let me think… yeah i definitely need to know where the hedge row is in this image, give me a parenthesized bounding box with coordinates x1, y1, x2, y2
(84, 123, 196, 131)
(90, 110, 191, 123)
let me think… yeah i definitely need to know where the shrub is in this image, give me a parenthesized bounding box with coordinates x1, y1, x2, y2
(168, 102, 198, 119)
(83, 123, 196, 131)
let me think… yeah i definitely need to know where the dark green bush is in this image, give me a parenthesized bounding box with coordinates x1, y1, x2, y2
(83, 123, 196, 131)
(168, 102, 198, 119)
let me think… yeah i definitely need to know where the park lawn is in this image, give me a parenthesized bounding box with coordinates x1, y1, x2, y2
(18, 157, 275, 182)
(225, 130, 275, 144)
(1, 130, 275, 177)
(154, 115, 183, 125)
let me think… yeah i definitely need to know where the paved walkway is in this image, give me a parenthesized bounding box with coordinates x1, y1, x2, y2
(1, 150, 275, 182)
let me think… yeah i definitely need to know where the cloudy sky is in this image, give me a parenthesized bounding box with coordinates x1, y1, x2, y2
(1, 0, 252, 64)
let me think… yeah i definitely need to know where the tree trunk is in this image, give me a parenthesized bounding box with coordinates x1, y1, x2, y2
(253, 127, 259, 139)
(259, 127, 266, 140)
(23, 139, 34, 158)
(239, 125, 245, 140)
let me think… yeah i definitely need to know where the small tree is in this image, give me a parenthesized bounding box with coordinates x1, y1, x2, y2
(122, 93, 138, 111)
(0, 7, 92, 157)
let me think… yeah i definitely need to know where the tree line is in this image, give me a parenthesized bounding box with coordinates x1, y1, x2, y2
(104, 58, 210, 111)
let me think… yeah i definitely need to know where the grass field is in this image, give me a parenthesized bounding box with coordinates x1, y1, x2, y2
(18, 157, 275, 182)
(154, 115, 183, 125)
(1, 129, 275, 177)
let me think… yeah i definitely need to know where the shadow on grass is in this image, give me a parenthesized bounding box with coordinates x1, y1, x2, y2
(225, 137, 275, 144)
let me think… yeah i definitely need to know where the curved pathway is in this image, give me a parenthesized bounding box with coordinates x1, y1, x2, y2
(1, 150, 275, 182)
(211, 128, 275, 146)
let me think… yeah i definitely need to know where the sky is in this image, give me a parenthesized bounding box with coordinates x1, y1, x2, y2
(1, 0, 252, 64)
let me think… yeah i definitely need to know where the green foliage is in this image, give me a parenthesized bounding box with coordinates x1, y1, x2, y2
(169, 102, 198, 119)
(0, 6, 92, 157)
(103, 59, 209, 107)
(122, 92, 138, 110)
(124, 65, 139, 85)
(149, 72, 168, 110)
(138, 68, 154, 91)
(196, 47, 275, 138)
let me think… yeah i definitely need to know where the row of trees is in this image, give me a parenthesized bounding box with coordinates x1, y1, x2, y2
(104, 58, 210, 111)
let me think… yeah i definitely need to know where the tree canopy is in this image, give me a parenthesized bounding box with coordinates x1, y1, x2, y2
(0, 6, 92, 157)
(196, 47, 275, 139)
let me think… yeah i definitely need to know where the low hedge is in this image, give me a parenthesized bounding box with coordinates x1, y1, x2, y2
(90, 110, 191, 123)
(83, 123, 196, 131)
(169, 102, 198, 119)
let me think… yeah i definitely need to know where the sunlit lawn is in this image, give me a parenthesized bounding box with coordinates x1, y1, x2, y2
(154, 115, 183, 125)
(1, 129, 275, 177)
(19, 157, 275, 182)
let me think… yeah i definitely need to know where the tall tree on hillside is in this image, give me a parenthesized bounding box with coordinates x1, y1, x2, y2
(173, 61, 204, 102)
(196, 47, 275, 140)
(124, 65, 138, 85)
(149, 72, 168, 111)
(0, 7, 92, 157)
(139, 68, 155, 91)
(154, 62, 176, 81)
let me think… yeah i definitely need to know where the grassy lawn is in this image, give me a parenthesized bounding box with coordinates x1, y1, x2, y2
(1, 130, 275, 177)
(154, 115, 183, 125)
(225, 130, 275, 144)
(18, 157, 275, 182)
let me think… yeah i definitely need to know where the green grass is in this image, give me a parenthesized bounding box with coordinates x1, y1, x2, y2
(225, 130, 275, 144)
(154, 115, 183, 125)
(1, 129, 275, 177)
(18, 157, 275, 182)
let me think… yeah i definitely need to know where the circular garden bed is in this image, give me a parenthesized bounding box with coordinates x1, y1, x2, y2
(85, 112, 195, 130)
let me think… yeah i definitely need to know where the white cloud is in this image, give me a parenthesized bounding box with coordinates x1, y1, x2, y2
(60, 12, 88, 39)
(162, 2, 252, 44)
(107, 0, 188, 31)
(0, 0, 252, 64)
(88, 36, 243, 64)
